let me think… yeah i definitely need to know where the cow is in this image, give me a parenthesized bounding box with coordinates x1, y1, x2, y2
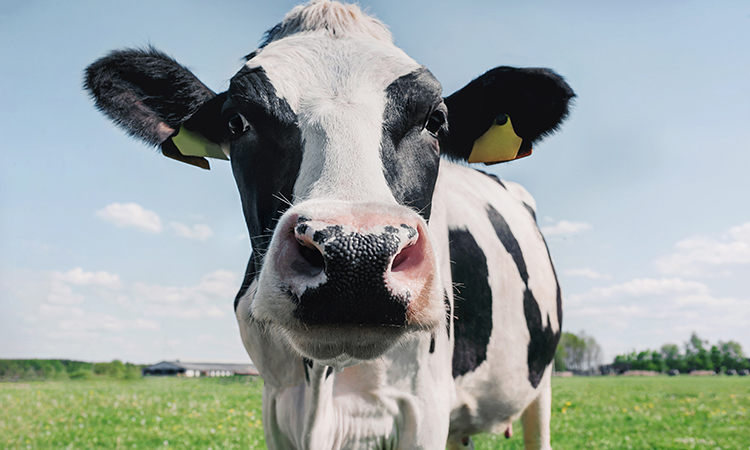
(84, 1, 573, 448)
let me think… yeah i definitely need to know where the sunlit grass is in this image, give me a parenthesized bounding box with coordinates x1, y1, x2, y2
(475, 376, 750, 449)
(2, 375, 748, 449)
(1, 376, 265, 449)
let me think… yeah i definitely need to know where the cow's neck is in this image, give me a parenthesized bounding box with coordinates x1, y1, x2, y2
(279, 333, 451, 450)
(299, 350, 414, 449)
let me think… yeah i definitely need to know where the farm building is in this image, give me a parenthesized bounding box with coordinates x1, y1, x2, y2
(141, 360, 258, 377)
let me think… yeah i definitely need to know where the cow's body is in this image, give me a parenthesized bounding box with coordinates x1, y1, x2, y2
(84, 1, 573, 448)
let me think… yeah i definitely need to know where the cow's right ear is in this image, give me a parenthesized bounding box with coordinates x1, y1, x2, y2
(84, 47, 228, 170)
(440, 66, 575, 165)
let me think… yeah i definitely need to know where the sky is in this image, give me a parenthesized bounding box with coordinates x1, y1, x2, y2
(1, 0, 749, 365)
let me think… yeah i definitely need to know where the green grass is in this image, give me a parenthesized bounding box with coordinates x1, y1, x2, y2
(1, 376, 265, 449)
(476, 376, 750, 450)
(2, 375, 748, 449)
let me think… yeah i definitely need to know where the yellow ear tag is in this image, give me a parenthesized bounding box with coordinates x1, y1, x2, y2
(468, 114, 523, 164)
(171, 125, 228, 160)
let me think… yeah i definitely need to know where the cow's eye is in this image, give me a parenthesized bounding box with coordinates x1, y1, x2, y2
(424, 110, 446, 136)
(227, 113, 250, 136)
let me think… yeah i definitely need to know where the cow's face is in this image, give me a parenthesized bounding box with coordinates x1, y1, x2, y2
(84, 0, 574, 366)
(227, 30, 447, 363)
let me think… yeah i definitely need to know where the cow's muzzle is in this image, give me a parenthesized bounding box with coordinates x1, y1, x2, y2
(251, 203, 443, 361)
(291, 219, 420, 326)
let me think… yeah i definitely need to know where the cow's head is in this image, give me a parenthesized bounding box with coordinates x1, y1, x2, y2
(85, 0, 574, 365)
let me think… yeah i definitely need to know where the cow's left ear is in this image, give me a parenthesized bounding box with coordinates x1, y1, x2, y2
(441, 66, 575, 164)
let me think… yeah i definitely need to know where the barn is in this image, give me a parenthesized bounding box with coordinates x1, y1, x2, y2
(141, 360, 258, 377)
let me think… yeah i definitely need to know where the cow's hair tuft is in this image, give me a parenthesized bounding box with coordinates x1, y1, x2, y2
(84, 46, 215, 146)
(259, 0, 392, 49)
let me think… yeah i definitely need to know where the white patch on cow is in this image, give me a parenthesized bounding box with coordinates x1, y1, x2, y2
(247, 34, 420, 204)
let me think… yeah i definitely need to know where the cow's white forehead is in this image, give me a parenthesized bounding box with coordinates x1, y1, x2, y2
(245, 35, 421, 204)
(246, 34, 420, 114)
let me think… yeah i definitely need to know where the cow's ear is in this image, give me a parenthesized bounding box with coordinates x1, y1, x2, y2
(441, 66, 575, 165)
(84, 47, 228, 170)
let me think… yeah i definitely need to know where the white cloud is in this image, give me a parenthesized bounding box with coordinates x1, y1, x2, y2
(140, 304, 228, 319)
(39, 303, 159, 331)
(196, 270, 240, 297)
(40, 303, 85, 317)
(655, 222, 750, 277)
(60, 314, 159, 332)
(541, 220, 592, 237)
(47, 282, 85, 305)
(169, 222, 214, 241)
(562, 268, 612, 280)
(568, 278, 709, 303)
(96, 202, 163, 233)
(131, 270, 239, 321)
(46, 268, 123, 306)
(53, 267, 122, 289)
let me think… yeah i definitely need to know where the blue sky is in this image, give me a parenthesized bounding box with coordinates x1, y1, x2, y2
(1, 0, 749, 364)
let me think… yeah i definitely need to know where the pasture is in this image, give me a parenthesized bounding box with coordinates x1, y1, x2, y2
(1, 376, 748, 449)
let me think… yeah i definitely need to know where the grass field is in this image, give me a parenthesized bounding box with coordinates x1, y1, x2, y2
(1, 375, 748, 449)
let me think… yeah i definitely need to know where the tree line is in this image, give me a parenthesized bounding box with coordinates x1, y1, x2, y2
(612, 333, 749, 374)
(0, 359, 143, 381)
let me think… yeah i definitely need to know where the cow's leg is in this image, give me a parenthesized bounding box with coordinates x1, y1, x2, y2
(521, 365, 553, 450)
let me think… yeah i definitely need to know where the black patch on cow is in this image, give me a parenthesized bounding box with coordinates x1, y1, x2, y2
(296, 226, 409, 326)
(227, 67, 303, 302)
(303, 358, 313, 383)
(234, 257, 256, 312)
(381, 68, 443, 220)
(479, 170, 506, 190)
(441, 66, 575, 161)
(449, 229, 492, 378)
(486, 205, 560, 388)
(523, 289, 558, 388)
(429, 335, 436, 354)
(541, 236, 563, 332)
(523, 203, 537, 222)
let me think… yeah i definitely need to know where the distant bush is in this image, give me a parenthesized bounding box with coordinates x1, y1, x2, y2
(68, 369, 94, 380)
(0, 359, 144, 381)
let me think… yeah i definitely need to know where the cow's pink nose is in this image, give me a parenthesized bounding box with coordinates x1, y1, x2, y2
(283, 218, 426, 326)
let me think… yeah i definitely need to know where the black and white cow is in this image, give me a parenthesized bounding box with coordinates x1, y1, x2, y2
(85, 1, 573, 448)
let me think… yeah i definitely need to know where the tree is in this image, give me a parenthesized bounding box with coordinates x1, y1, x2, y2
(660, 343, 680, 360)
(555, 331, 602, 373)
(710, 345, 723, 372)
(685, 333, 713, 371)
(719, 340, 750, 371)
(554, 344, 567, 371)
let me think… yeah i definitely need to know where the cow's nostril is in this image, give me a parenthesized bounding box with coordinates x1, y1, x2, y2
(297, 241, 325, 269)
(391, 243, 414, 271)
